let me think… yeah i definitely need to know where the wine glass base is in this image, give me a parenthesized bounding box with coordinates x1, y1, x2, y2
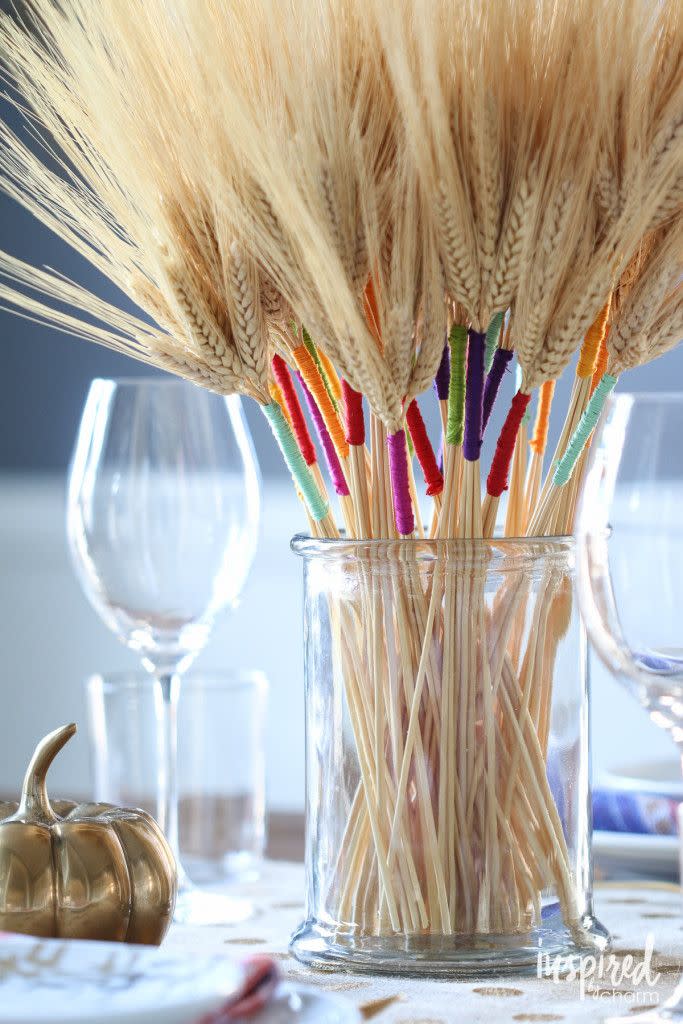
(606, 989, 683, 1023)
(173, 883, 254, 926)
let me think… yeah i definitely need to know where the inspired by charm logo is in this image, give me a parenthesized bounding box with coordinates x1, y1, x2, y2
(538, 934, 662, 1003)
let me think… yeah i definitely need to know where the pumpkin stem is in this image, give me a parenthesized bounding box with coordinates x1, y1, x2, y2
(17, 723, 77, 823)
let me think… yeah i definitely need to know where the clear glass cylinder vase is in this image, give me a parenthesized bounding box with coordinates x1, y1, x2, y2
(290, 535, 608, 976)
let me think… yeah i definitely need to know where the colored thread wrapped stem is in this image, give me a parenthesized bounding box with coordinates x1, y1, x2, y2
(387, 428, 415, 536)
(406, 399, 444, 496)
(317, 346, 342, 403)
(529, 380, 556, 454)
(298, 373, 349, 497)
(433, 343, 450, 401)
(268, 380, 291, 426)
(271, 353, 316, 466)
(516, 364, 532, 425)
(342, 379, 365, 446)
(482, 347, 514, 433)
(553, 374, 617, 486)
(363, 276, 382, 344)
(577, 299, 611, 378)
(446, 324, 467, 446)
(591, 328, 610, 394)
(484, 311, 504, 374)
(262, 402, 329, 521)
(302, 328, 338, 411)
(486, 391, 532, 498)
(292, 343, 349, 460)
(463, 329, 486, 461)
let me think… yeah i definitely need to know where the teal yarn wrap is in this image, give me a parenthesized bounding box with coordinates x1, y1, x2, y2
(484, 312, 504, 374)
(446, 324, 467, 445)
(262, 401, 329, 521)
(553, 374, 617, 487)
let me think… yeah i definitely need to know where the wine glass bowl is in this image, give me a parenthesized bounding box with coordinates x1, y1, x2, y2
(577, 393, 683, 752)
(67, 378, 260, 676)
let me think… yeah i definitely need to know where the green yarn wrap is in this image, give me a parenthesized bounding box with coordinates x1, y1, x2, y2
(302, 327, 338, 412)
(262, 401, 329, 521)
(484, 312, 504, 374)
(516, 364, 532, 426)
(446, 324, 467, 446)
(406, 425, 415, 459)
(553, 373, 617, 487)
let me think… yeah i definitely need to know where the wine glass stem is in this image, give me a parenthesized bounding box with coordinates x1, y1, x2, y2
(154, 672, 182, 864)
(679, 752, 683, 902)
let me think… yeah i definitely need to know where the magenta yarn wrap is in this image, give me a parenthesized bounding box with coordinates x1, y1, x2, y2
(482, 347, 514, 433)
(463, 329, 486, 461)
(297, 372, 349, 497)
(387, 428, 415, 536)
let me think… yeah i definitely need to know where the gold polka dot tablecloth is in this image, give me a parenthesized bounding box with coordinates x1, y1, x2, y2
(165, 862, 682, 1023)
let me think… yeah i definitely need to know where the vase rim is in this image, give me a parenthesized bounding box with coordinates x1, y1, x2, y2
(291, 532, 576, 567)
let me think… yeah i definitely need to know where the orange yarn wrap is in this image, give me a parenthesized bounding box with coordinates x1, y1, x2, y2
(529, 380, 555, 455)
(363, 276, 382, 347)
(292, 344, 349, 460)
(591, 326, 610, 395)
(268, 381, 292, 427)
(576, 298, 612, 378)
(317, 347, 342, 402)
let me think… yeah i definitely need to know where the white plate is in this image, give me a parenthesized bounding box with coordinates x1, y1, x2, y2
(255, 988, 359, 1024)
(594, 829, 680, 879)
(600, 758, 683, 799)
(0, 932, 358, 1024)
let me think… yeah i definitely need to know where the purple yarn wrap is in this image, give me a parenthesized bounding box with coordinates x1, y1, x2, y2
(433, 343, 451, 401)
(387, 429, 415, 536)
(297, 372, 349, 497)
(482, 348, 514, 434)
(463, 329, 486, 461)
(437, 437, 444, 475)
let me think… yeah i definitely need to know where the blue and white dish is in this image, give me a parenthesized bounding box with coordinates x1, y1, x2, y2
(593, 757, 681, 878)
(593, 758, 681, 836)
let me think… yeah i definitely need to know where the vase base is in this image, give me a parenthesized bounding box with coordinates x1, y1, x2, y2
(290, 909, 610, 978)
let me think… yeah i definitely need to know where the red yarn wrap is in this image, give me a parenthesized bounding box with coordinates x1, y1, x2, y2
(342, 379, 365, 446)
(406, 399, 444, 497)
(486, 391, 532, 498)
(271, 354, 317, 466)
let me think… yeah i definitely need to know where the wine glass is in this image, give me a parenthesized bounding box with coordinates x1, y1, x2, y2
(577, 392, 683, 1022)
(67, 377, 261, 924)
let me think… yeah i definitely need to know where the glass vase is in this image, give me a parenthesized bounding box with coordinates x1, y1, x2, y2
(290, 535, 608, 976)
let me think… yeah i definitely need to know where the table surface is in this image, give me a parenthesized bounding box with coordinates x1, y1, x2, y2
(166, 861, 682, 1024)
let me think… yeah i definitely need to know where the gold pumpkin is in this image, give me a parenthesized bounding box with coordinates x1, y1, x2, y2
(0, 723, 177, 945)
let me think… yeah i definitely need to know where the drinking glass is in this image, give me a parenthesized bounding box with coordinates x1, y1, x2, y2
(577, 392, 683, 1022)
(87, 672, 267, 887)
(67, 378, 260, 924)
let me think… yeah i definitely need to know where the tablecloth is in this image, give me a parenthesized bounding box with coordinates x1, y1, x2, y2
(166, 862, 682, 1023)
